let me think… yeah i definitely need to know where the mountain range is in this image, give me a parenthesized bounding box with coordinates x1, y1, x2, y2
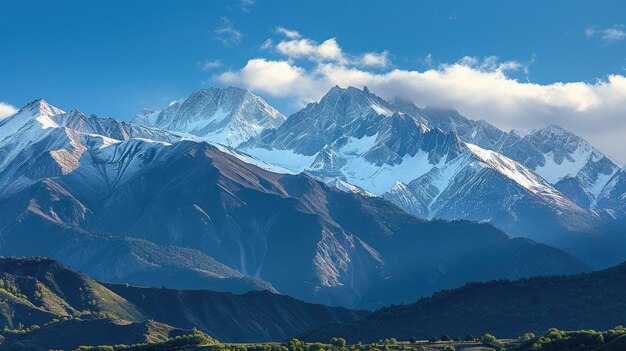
(134, 85, 625, 267)
(0, 92, 592, 309)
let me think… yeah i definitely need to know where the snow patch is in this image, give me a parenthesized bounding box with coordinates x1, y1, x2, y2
(214, 144, 295, 174)
(340, 133, 378, 156)
(535, 147, 593, 184)
(340, 150, 436, 195)
(371, 103, 392, 117)
(240, 147, 317, 174)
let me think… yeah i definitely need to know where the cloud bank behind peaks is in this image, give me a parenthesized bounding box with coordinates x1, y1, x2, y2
(215, 33, 626, 164)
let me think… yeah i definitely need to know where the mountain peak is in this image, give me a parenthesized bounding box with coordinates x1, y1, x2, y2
(315, 85, 394, 117)
(132, 86, 285, 147)
(0, 98, 65, 142)
(537, 124, 569, 134)
(18, 98, 64, 117)
(532, 124, 583, 141)
(66, 108, 85, 117)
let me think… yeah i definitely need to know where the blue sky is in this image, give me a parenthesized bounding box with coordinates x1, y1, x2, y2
(1, 0, 625, 161)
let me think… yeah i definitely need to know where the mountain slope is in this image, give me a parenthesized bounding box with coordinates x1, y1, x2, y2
(0, 103, 275, 294)
(65, 139, 590, 307)
(132, 87, 286, 147)
(301, 260, 626, 342)
(597, 168, 626, 224)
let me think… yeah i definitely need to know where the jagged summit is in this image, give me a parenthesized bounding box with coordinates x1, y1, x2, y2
(9, 98, 64, 119)
(132, 86, 286, 147)
(0, 98, 65, 144)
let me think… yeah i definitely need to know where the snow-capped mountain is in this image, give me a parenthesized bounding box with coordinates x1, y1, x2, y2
(239, 86, 600, 251)
(246, 86, 465, 192)
(132, 86, 286, 147)
(0, 99, 64, 140)
(112, 85, 626, 266)
(0, 98, 589, 308)
(499, 125, 619, 209)
(389, 100, 620, 210)
(0, 101, 181, 199)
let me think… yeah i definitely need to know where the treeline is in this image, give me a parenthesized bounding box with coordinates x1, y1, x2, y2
(72, 326, 626, 351)
(74, 330, 216, 351)
(515, 326, 626, 351)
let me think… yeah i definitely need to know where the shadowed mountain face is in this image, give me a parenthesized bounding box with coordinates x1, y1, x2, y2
(0, 257, 364, 345)
(0, 100, 587, 308)
(300, 261, 626, 343)
(105, 284, 366, 342)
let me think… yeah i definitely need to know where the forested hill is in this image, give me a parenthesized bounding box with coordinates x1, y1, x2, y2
(0, 256, 364, 348)
(302, 261, 626, 342)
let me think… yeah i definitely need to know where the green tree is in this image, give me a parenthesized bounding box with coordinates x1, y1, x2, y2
(287, 338, 305, 351)
(443, 346, 456, 351)
(482, 333, 504, 350)
(482, 334, 496, 344)
(465, 334, 475, 342)
(330, 337, 347, 348)
(441, 334, 451, 342)
(408, 337, 417, 344)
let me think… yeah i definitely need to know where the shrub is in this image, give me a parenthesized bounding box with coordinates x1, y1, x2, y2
(330, 337, 347, 348)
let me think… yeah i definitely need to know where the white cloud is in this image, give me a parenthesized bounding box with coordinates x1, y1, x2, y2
(275, 26, 301, 39)
(214, 17, 243, 47)
(215, 55, 626, 164)
(360, 51, 390, 68)
(276, 38, 347, 64)
(0, 102, 17, 120)
(270, 34, 390, 69)
(199, 59, 223, 70)
(586, 25, 626, 44)
(216, 59, 323, 101)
